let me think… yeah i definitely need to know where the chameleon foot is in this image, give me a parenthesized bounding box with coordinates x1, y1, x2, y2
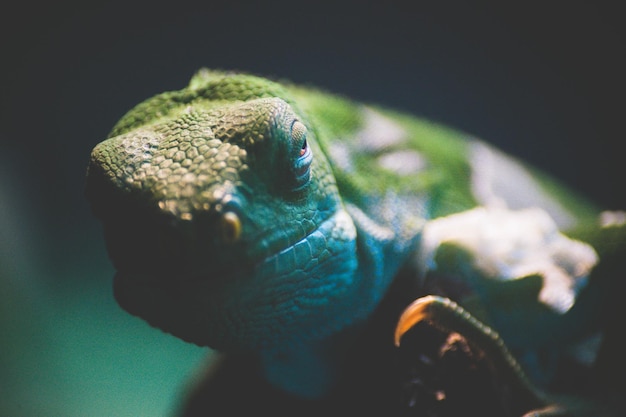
(395, 295, 556, 416)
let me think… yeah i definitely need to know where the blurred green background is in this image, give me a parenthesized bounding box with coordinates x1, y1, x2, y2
(2, 2, 624, 416)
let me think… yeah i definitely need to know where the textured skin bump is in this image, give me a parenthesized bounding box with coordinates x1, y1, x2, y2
(91, 98, 299, 220)
(109, 71, 293, 137)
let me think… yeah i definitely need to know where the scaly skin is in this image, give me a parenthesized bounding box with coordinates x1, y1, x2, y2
(86, 69, 623, 415)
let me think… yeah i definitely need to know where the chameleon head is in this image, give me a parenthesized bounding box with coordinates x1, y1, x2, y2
(86, 76, 360, 353)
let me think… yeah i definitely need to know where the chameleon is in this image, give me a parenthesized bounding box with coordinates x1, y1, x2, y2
(86, 69, 625, 416)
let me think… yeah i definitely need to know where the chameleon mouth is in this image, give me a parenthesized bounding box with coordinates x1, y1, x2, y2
(100, 209, 254, 288)
(112, 209, 360, 351)
(105, 206, 330, 287)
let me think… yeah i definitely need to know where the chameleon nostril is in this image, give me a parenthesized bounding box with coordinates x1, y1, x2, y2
(219, 211, 241, 244)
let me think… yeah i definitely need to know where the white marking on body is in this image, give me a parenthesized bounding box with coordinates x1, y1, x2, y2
(355, 107, 407, 152)
(328, 142, 353, 172)
(469, 140, 576, 229)
(377, 150, 427, 175)
(418, 206, 598, 314)
(599, 210, 626, 228)
(328, 107, 409, 174)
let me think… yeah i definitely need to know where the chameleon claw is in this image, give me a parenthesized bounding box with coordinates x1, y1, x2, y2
(394, 295, 443, 347)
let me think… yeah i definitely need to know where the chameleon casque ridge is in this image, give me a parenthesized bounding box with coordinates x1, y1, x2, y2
(86, 69, 624, 416)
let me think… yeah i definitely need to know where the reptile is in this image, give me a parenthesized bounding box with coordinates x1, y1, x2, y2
(86, 69, 625, 416)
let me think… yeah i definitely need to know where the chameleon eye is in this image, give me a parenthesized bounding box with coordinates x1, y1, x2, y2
(290, 120, 312, 191)
(299, 138, 308, 157)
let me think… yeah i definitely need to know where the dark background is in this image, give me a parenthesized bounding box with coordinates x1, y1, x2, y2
(1, 1, 624, 416)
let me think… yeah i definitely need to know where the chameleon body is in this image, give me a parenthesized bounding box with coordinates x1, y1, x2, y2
(86, 70, 623, 415)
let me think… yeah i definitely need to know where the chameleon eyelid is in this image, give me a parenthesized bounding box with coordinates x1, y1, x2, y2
(289, 120, 312, 191)
(290, 119, 307, 141)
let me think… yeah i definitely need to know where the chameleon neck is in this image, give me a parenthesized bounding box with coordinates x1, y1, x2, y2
(259, 330, 356, 398)
(259, 203, 422, 398)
